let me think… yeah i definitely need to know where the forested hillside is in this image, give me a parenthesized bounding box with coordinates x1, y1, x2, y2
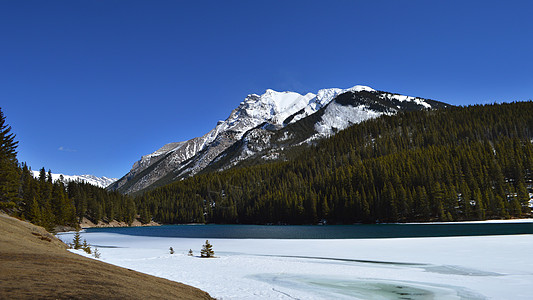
(137, 102, 533, 224)
(9, 165, 136, 230)
(2, 102, 533, 227)
(0, 108, 136, 230)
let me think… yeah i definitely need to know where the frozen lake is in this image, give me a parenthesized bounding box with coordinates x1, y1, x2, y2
(59, 222, 533, 299)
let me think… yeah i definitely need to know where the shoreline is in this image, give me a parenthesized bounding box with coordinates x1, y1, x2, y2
(394, 218, 533, 225)
(79, 217, 161, 229)
(78, 217, 533, 229)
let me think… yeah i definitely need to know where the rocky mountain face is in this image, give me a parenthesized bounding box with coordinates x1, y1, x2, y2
(109, 86, 450, 194)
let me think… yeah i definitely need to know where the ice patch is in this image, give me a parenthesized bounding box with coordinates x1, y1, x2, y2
(250, 274, 487, 300)
(422, 265, 502, 276)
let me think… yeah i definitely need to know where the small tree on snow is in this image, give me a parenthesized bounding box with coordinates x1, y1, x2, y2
(200, 240, 214, 258)
(72, 231, 82, 249)
(169, 247, 174, 254)
(82, 239, 91, 254)
(93, 247, 101, 259)
(188, 249, 194, 256)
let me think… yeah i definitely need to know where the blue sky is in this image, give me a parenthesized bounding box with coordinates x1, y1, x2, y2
(1, 0, 532, 178)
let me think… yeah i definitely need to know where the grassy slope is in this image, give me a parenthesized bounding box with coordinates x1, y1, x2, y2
(0, 213, 213, 300)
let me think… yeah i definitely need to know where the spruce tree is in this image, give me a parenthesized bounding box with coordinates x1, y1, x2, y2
(72, 231, 82, 249)
(200, 240, 214, 258)
(82, 239, 91, 254)
(0, 107, 20, 210)
(516, 182, 529, 210)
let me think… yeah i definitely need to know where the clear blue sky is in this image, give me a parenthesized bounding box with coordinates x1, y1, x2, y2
(1, 0, 532, 178)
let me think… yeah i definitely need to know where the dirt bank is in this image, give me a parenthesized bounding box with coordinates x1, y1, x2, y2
(0, 213, 213, 300)
(79, 217, 160, 229)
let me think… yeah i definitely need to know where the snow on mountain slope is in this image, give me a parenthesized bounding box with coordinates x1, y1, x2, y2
(312, 90, 436, 138)
(310, 89, 445, 140)
(380, 93, 432, 109)
(240, 89, 316, 126)
(31, 171, 117, 188)
(112, 85, 375, 194)
(207, 89, 449, 173)
(111, 85, 447, 194)
(119, 90, 317, 188)
(140, 84, 376, 163)
(314, 102, 384, 137)
(284, 85, 375, 124)
(167, 88, 372, 179)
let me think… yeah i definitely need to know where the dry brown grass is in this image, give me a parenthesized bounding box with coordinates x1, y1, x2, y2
(0, 214, 213, 300)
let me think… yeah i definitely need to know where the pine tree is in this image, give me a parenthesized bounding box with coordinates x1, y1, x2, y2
(82, 239, 91, 254)
(27, 195, 41, 225)
(72, 231, 82, 249)
(37, 167, 53, 229)
(516, 181, 529, 211)
(0, 107, 20, 210)
(474, 189, 485, 220)
(510, 198, 522, 217)
(200, 240, 214, 258)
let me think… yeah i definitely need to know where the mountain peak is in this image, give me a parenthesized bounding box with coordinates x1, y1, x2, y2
(346, 85, 375, 92)
(110, 84, 448, 194)
(246, 85, 376, 125)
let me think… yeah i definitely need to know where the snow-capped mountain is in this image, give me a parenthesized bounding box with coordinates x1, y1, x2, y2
(31, 171, 117, 188)
(109, 85, 449, 194)
(207, 88, 450, 173)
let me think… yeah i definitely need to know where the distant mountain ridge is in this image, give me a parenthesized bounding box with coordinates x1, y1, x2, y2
(31, 171, 117, 188)
(109, 85, 450, 194)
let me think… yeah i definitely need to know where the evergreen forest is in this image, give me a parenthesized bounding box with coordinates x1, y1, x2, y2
(2, 101, 533, 228)
(137, 101, 533, 224)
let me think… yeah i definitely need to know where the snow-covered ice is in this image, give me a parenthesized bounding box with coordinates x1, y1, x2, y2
(58, 231, 533, 299)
